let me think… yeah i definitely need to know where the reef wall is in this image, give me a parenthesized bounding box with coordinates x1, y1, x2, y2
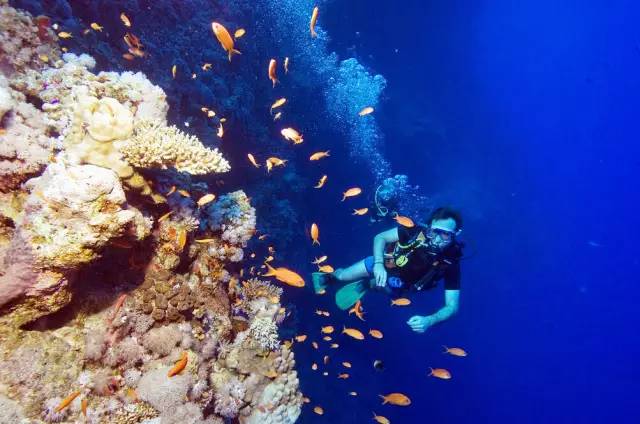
(0, 2, 302, 423)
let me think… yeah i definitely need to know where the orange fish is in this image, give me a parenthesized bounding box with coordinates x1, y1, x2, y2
(391, 298, 411, 306)
(234, 28, 246, 38)
(342, 361, 352, 368)
(166, 185, 177, 196)
(202, 63, 212, 70)
(271, 98, 287, 113)
(266, 156, 287, 170)
(317, 264, 334, 273)
(263, 263, 305, 287)
(342, 326, 365, 340)
(428, 367, 452, 380)
(359, 106, 374, 116)
(342, 187, 362, 201)
(314, 174, 328, 188)
(373, 413, 391, 424)
(57, 31, 73, 39)
(321, 325, 334, 334)
(268, 59, 278, 87)
(177, 229, 187, 249)
(369, 329, 383, 339)
(313, 406, 324, 415)
(323, 355, 330, 364)
(352, 207, 369, 216)
(330, 343, 339, 348)
(310, 223, 320, 245)
(168, 352, 188, 377)
(349, 300, 365, 321)
(217, 123, 224, 138)
(379, 393, 411, 406)
(309, 150, 330, 161)
(310, 6, 319, 38)
(337, 373, 349, 379)
(197, 193, 216, 206)
(177, 189, 190, 197)
(322, 336, 332, 341)
(284, 56, 290, 73)
(120, 12, 131, 27)
(312, 341, 319, 349)
(312, 363, 318, 370)
(108, 293, 128, 325)
(81, 398, 88, 416)
(443, 346, 468, 357)
(295, 334, 307, 342)
(122, 53, 135, 60)
(393, 215, 415, 228)
(312, 255, 328, 265)
(211, 22, 241, 61)
(55, 390, 81, 413)
(90, 22, 103, 32)
(281, 127, 303, 144)
(349, 391, 358, 396)
(247, 153, 260, 168)
(172, 64, 177, 79)
(303, 396, 311, 403)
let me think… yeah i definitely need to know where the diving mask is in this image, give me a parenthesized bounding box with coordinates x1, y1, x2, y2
(426, 225, 457, 249)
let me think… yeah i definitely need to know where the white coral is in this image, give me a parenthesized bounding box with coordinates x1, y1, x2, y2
(248, 316, 279, 351)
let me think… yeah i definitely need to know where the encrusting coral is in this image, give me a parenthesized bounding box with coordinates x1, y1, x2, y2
(0, 3, 302, 423)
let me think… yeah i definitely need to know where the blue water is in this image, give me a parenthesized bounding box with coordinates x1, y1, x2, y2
(13, 0, 640, 422)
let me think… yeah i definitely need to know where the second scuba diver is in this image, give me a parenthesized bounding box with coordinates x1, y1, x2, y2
(312, 207, 464, 333)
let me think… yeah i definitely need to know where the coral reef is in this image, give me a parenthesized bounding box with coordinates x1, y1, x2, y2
(0, 3, 302, 424)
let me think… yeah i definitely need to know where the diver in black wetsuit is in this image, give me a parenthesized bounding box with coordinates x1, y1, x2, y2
(312, 207, 463, 334)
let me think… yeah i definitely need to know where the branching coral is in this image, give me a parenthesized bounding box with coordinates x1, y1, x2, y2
(248, 316, 280, 351)
(213, 376, 246, 418)
(118, 119, 230, 175)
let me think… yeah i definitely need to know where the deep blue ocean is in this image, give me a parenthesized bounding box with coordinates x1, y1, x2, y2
(11, 0, 639, 422)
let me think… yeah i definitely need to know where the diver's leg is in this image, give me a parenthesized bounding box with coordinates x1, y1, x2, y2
(334, 258, 372, 282)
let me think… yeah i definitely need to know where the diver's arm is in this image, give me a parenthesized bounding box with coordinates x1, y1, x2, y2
(372, 228, 398, 287)
(429, 289, 460, 324)
(407, 289, 459, 333)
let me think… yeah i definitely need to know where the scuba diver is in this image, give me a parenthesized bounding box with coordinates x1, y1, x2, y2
(312, 207, 463, 334)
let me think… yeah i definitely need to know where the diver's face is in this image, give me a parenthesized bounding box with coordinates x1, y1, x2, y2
(427, 218, 457, 249)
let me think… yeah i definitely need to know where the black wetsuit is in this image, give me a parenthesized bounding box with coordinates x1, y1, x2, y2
(387, 225, 462, 291)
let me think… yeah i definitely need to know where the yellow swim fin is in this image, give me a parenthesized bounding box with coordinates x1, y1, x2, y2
(335, 280, 369, 310)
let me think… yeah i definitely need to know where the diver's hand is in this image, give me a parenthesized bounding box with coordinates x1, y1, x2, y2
(407, 315, 434, 333)
(373, 262, 387, 288)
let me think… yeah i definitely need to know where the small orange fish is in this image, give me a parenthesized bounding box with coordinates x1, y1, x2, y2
(349, 391, 358, 396)
(309, 150, 330, 161)
(217, 123, 224, 138)
(369, 329, 383, 339)
(443, 346, 468, 357)
(348, 300, 364, 321)
(303, 396, 311, 403)
(284, 56, 290, 73)
(359, 106, 374, 116)
(379, 393, 411, 406)
(268, 59, 278, 87)
(394, 215, 415, 228)
(166, 185, 177, 196)
(310, 223, 320, 245)
(391, 298, 411, 306)
(342, 326, 365, 340)
(55, 390, 81, 412)
(373, 412, 390, 424)
(281, 127, 303, 144)
(247, 153, 260, 168)
(58, 31, 73, 39)
(264, 263, 305, 287)
(342, 361, 352, 368)
(90, 22, 103, 32)
(126, 388, 138, 401)
(168, 352, 188, 377)
(177, 189, 190, 197)
(271, 98, 286, 113)
(195, 238, 216, 244)
(312, 341, 319, 349)
(342, 187, 362, 201)
(177, 229, 187, 249)
(321, 325, 334, 334)
(273, 112, 282, 121)
(352, 207, 369, 216)
(266, 156, 287, 171)
(313, 406, 324, 415)
(317, 264, 334, 273)
(120, 12, 131, 27)
(207, 110, 216, 118)
(172, 64, 177, 79)
(234, 28, 246, 38)
(312, 255, 328, 265)
(323, 355, 330, 364)
(338, 373, 349, 379)
(428, 367, 452, 380)
(322, 336, 332, 341)
(211, 22, 241, 61)
(81, 398, 88, 416)
(330, 343, 339, 348)
(122, 53, 135, 60)
(108, 293, 128, 324)
(315, 174, 328, 188)
(310, 6, 319, 38)
(197, 193, 216, 206)
(312, 363, 318, 370)
(202, 63, 212, 70)
(264, 255, 274, 263)
(295, 334, 307, 342)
